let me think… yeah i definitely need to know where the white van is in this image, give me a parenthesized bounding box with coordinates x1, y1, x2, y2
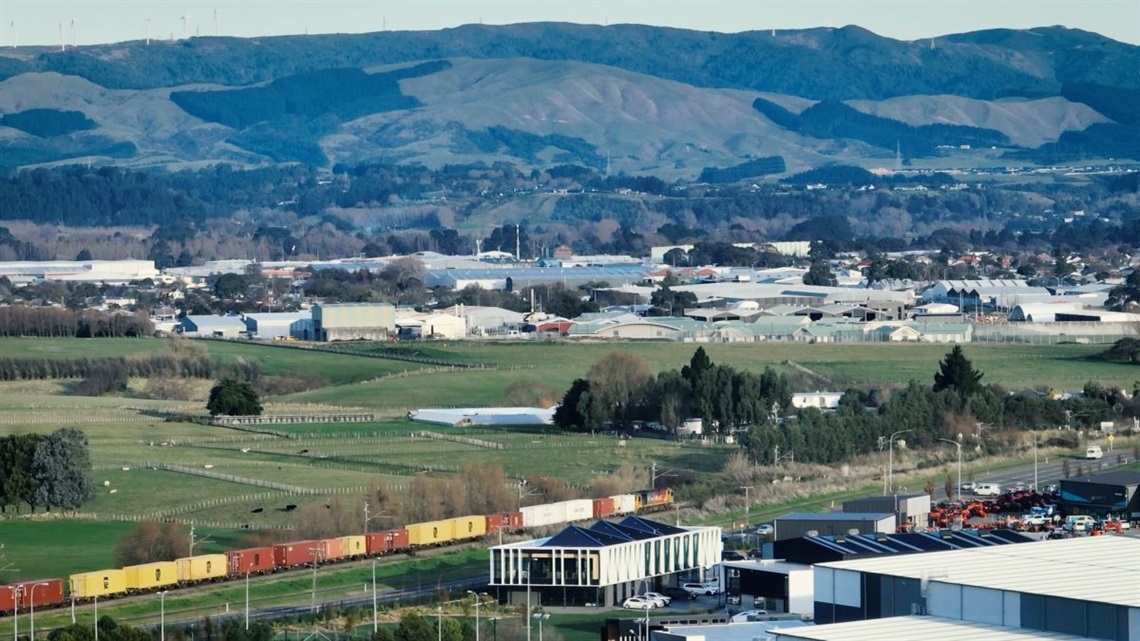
(973, 482, 1001, 496)
(1065, 515, 1096, 532)
(1086, 446, 1104, 460)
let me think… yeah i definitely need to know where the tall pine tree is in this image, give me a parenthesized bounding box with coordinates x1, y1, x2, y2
(933, 346, 984, 397)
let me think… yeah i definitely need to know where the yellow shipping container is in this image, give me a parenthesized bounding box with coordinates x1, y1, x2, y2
(124, 561, 179, 591)
(339, 535, 367, 558)
(451, 515, 486, 540)
(175, 554, 227, 583)
(406, 520, 454, 546)
(69, 569, 127, 599)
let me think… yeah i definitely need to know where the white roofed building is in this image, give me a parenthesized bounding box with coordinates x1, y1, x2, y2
(811, 536, 1140, 638)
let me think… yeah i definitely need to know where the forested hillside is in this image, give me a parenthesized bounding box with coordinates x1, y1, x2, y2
(1, 24, 1135, 100)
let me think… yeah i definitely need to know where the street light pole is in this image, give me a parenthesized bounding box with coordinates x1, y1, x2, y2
(372, 559, 379, 635)
(467, 591, 486, 641)
(160, 591, 167, 641)
(887, 429, 913, 494)
(245, 570, 251, 631)
(94, 596, 98, 641)
(532, 613, 550, 641)
(437, 606, 443, 641)
(938, 436, 963, 501)
(29, 582, 51, 640)
(1033, 429, 1039, 490)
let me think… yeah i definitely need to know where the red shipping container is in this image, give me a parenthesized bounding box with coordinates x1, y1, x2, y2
(19, 579, 65, 610)
(227, 547, 277, 575)
(322, 537, 345, 561)
(365, 529, 410, 555)
(1, 579, 65, 612)
(273, 540, 326, 568)
(592, 498, 616, 519)
(485, 512, 523, 534)
(0, 586, 15, 615)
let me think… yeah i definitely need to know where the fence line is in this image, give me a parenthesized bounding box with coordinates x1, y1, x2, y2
(67, 512, 295, 530)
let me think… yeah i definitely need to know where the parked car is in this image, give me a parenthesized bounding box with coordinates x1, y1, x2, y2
(682, 581, 721, 597)
(747, 548, 764, 559)
(731, 610, 770, 622)
(1064, 515, 1096, 532)
(959, 482, 975, 494)
(754, 524, 774, 537)
(643, 591, 672, 606)
(623, 596, 656, 610)
(722, 550, 746, 561)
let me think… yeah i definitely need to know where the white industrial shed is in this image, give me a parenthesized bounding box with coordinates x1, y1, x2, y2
(1009, 302, 1089, 322)
(242, 312, 309, 340)
(813, 536, 1140, 639)
(176, 315, 247, 338)
(769, 615, 1096, 641)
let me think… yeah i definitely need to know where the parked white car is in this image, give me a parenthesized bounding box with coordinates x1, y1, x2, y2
(682, 581, 721, 597)
(731, 610, 770, 622)
(643, 592, 672, 607)
(623, 596, 656, 610)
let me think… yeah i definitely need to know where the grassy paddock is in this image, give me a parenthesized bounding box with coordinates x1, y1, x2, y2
(0, 337, 1134, 583)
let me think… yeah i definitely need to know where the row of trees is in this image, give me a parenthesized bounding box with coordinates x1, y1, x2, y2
(744, 347, 1127, 466)
(0, 307, 153, 338)
(553, 348, 792, 433)
(0, 353, 226, 382)
(553, 346, 1128, 469)
(0, 428, 95, 513)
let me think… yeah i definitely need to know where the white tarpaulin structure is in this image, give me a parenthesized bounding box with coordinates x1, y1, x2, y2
(408, 406, 556, 426)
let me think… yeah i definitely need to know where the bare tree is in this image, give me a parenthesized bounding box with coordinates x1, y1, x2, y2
(586, 351, 654, 427)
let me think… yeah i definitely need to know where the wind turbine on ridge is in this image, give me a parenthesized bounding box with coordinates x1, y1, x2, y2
(180, 14, 191, 39)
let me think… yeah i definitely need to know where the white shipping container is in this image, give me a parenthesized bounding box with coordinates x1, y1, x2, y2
(611, 494, 637, 515)
(521, 503, 567, 528)
(563, 499, 594, 522)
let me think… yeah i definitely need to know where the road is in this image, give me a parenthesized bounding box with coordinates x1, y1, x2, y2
(928, 448, 1134, 502)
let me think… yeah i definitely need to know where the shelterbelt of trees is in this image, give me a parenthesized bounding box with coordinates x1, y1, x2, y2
(553, 347, 1136, 466)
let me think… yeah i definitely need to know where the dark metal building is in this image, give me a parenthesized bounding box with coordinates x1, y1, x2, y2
(1058, 471, 1140, 519)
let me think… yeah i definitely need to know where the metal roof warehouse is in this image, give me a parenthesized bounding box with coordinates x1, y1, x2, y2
(813, 536, 1140, 639)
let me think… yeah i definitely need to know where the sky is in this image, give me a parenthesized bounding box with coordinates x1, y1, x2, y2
(0, 0, 1137, 48)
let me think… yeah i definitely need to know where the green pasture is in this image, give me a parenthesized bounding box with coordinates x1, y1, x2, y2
(285, 342, 1138, 407)
(1, 337, 1138, 585)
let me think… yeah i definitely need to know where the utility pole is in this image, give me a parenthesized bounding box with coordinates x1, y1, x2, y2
(939, 436, 963, 502)
(308, 546, 322, 613)
(739, 486, 753, 529)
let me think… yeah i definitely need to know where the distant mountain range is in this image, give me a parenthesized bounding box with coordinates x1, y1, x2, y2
(0, 23, 1136, 177)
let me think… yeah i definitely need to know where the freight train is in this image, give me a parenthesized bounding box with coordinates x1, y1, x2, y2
(0, 488, 673, 614)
